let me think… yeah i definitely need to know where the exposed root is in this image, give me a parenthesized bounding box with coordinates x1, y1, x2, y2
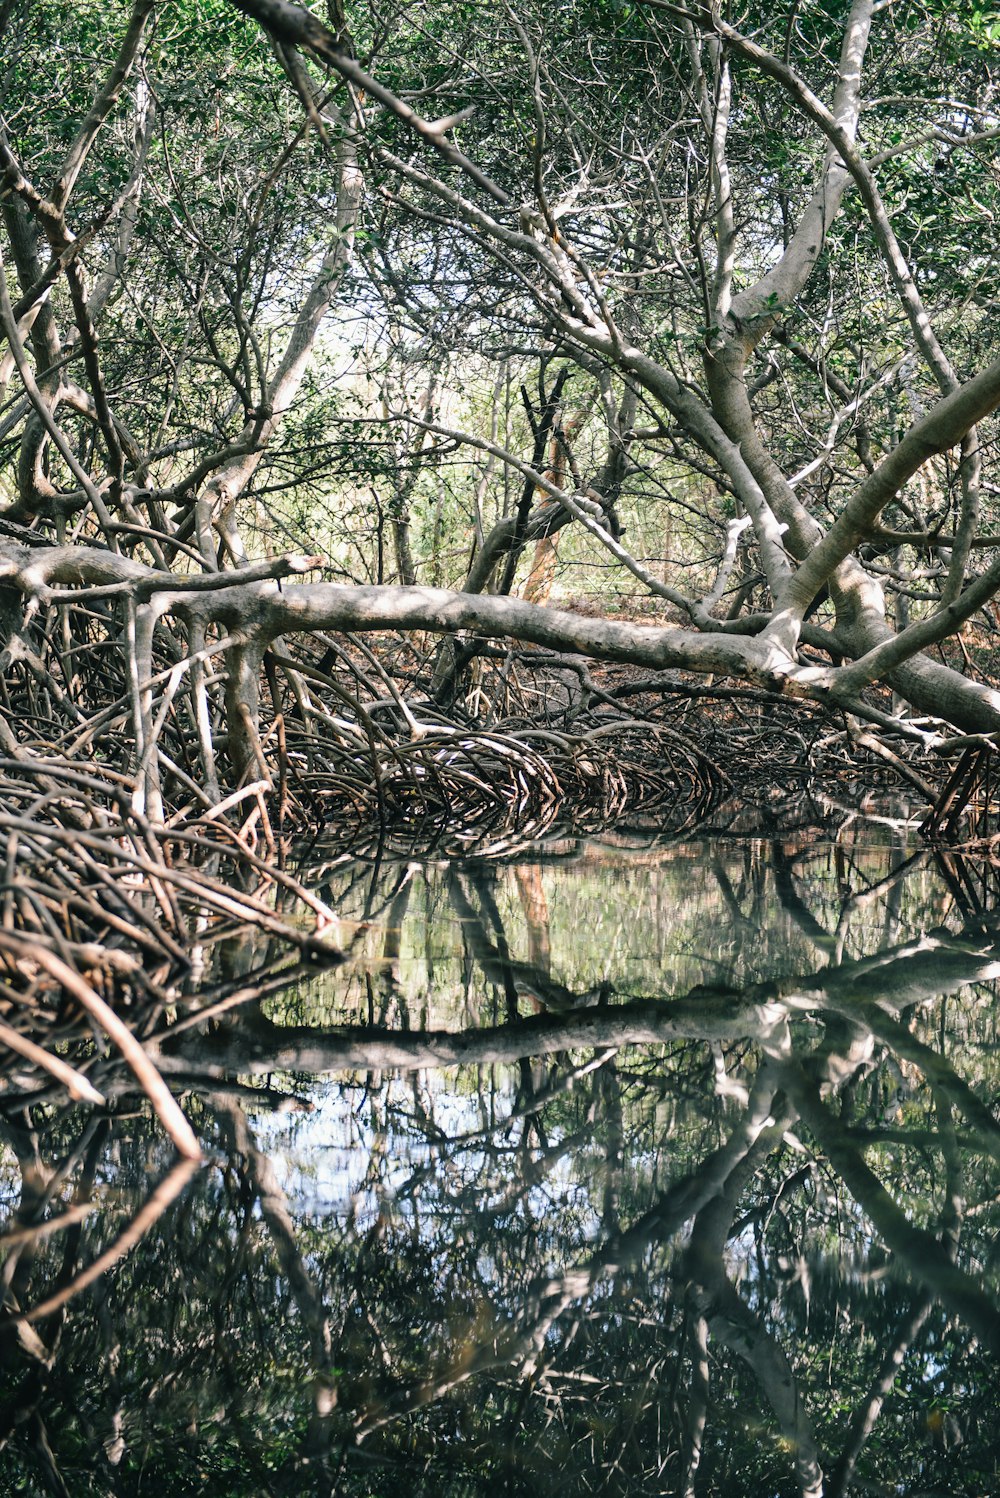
(0, 752, 342, 1161)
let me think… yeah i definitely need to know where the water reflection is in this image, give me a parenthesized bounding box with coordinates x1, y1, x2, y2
(2, 832, 1000, 1495)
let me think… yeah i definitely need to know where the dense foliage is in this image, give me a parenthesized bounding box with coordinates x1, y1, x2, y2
(0, 0, 999, 823)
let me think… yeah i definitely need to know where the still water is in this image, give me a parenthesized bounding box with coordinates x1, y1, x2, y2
(2, 829, 1000, 1495)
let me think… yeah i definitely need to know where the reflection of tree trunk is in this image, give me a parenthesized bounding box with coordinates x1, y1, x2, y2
(378, 873, 412, 977)
(447, 869, 582, 1014)
(702, 1271, 824, 1498)
(156, 991, 788, 1076)
(680, 1311, 709, 1498)
(882, 834, 908, 945)
(159, 921, 1000, 1088)
(514, 866, 551, 976)
(601, 1060, 623, 1233)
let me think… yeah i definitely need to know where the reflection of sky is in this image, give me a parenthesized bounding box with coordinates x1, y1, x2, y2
(252, 1075, 603, 1255)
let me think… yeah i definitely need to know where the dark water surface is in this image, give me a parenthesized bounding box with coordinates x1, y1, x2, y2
(3, 829, 1000, 1496)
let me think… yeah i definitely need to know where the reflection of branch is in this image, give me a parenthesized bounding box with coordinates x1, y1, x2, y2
(8, 1159, 197, 1324)
(26, 1413, 71, 1498)
(825, 1291, 933, 1498)
(832, 996, 1000, 1165)
(771, 843, 835, 946)
(212, 1100, 332, 1369)
(828, 1091, 963, 1495)
(357, 1062, 787, 1436)
(430, 1048, 618, 1150)
(160, 915, 1000, 1088)
(684, 1094, 825, 1498)
(154, 955, 322, 1040)
(786, 1063, 1000, 1354)
(156, 991, 790, 1078)
(784, 930, 1000, 1016)
(0, 1203, 95, 1251)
